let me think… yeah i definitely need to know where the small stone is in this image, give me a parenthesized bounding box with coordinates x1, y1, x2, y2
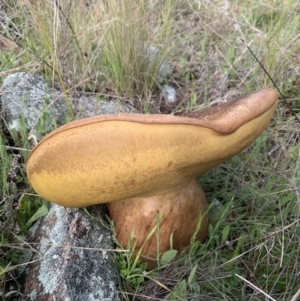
(162, 85, 177, 104)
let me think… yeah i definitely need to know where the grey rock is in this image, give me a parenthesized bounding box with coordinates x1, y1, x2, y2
(20, 204, 121, 301)
(0, 72, 134, 138)
(0, 72, 70, 138)
(162, 85, 176, 104)
(147, 46, 172, 83)
(75, 96, 133, 119)
(158, 61, 173, 82)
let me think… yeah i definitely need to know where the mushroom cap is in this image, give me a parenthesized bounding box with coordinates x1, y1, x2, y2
(26, 88, 279, 207)
(107, 179, 208, 269)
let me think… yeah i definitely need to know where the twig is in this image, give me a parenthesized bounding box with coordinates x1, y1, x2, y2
(235, 273, 277, 301)
(290, 287, 300, 301)
(241, 38, 300, 124)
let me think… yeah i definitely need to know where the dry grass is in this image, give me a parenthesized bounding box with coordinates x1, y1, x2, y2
(0, 0, 300, 300)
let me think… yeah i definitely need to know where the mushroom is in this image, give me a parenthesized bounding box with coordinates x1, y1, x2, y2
(26, 88, 279, 268)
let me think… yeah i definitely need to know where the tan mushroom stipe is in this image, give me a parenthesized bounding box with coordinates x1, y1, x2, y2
(27, 88, 279, 268)
(108, 179, 208, 269)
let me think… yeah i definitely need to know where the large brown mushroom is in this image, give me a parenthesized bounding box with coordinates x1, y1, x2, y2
(27, 88, 279, 268)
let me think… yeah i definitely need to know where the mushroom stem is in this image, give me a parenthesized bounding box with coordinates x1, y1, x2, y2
(108, 179, 208, 269)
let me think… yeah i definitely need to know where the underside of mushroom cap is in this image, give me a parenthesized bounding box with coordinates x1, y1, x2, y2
(26, 88, 279, 207)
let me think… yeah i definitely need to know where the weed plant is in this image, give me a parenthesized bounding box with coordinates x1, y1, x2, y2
(0, 0, 299, 300)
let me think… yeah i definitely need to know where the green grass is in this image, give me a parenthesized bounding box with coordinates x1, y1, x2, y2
(1, 0, 300, 300)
